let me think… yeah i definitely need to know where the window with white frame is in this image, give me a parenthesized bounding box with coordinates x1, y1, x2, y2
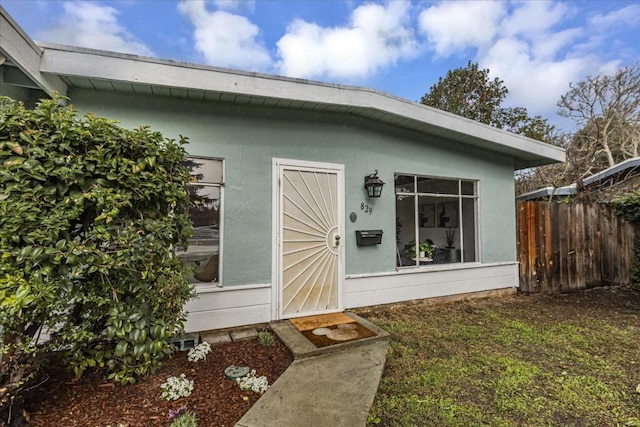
(178, 157, 223, 283)
(395, 174, 478, 267)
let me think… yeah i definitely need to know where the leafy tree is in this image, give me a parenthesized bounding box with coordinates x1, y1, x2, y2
(494, 107, 557, 143)
(0, 96, 194, 424)
(557, 63, 640, 169)
(421, 61, 507, 125)
(421, 61, 556, 143)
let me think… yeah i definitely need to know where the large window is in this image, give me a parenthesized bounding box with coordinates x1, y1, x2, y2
(178, 157, 223, 283)
(395, 174, 477, 268)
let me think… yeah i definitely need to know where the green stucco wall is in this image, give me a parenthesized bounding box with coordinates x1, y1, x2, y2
(69, 89, 516, 285)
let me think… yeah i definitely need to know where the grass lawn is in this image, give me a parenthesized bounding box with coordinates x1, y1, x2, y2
(363, 285, 640, 427)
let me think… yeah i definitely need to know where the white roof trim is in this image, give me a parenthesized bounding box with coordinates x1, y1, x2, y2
(518, 185, 576, 201)
(519, 157, 640, 200)
(38, 44, 564, 169)
(0, 7, 66, 96)
(583, 157, 640, 186)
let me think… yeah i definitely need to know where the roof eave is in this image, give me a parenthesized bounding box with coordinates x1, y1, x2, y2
(0, 7, 67, 96)
(37, 42, 565, 168)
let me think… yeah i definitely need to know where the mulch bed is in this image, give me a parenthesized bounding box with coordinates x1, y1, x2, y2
(24, 337, 293, 427)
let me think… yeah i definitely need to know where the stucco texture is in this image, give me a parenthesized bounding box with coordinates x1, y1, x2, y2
(69, 89, 516, 285)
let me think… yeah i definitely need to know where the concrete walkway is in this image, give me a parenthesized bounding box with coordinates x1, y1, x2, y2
(236, 313, 390, 427)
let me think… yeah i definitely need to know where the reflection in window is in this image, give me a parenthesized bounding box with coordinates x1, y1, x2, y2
(179, 157, 223, 283)
(395, 174, 477, 268)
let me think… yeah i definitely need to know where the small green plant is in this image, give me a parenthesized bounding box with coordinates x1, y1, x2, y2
(419, 241, 433, 257)
(405, 241, 434, 258)
(169, 405, 197, 427)
(560, 195, 573, 204)
(160, 374, 194, 401)
(258, 331, 275, 347)
(366, 413, 381, 425)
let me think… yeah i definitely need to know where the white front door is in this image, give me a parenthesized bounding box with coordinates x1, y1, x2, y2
(273, 159, 344, 319)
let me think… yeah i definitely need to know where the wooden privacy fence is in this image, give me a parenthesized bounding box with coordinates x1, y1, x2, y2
(517, 201, 637, 293)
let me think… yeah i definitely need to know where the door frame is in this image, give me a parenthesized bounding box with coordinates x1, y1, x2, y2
(271, 158, 345, 321)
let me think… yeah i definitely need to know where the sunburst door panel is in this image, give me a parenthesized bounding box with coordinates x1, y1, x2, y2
(281, 169, 339, 316)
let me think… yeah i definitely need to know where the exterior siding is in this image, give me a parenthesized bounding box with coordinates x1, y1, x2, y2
(68, 88, 517, 330)
(184, 285, 271, 332)
(344, 263, 518, 308)
(181, 264, 517, 332)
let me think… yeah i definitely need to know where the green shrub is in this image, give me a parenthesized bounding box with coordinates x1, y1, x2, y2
(614, 191, 640, 223)
(0, 95, 194, 423)
(614, 192, 640, 283)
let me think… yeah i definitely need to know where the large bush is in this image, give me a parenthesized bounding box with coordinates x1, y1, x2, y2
(0, 96, 194, 423)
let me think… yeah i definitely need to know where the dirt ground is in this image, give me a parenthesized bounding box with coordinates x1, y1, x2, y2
(24, 336, 292, 427)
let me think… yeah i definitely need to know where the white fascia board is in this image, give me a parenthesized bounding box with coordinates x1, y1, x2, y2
(583, 157, 640, 186)
(517, 185, 576, 201)
(521, 157, 640, 200)
(517, 187, 555, 200)
(39, 43, 565, 166)
(0, 8, 66, 96)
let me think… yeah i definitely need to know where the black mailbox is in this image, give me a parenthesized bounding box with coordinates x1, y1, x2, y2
(355, 230, 383, 246)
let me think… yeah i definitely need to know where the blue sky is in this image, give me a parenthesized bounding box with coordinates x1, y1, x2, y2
(2, 0, 639, 131)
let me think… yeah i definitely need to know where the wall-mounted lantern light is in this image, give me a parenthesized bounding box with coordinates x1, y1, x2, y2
(364, 170, 385, 198)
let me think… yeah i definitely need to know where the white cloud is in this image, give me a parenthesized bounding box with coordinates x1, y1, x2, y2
(178, 0, 271, 70)
(500, 1, 567, 39)
(598, 60, 623, 76)
(37, 1, 153, 56)
(482, 37, 586, 112)
(531, 27, 583, 60)
(276, 1, 418, 80)
(417, 0, 636, 118)
(580, 4, 640, 64)
(418, 1, 506, 56)
(482, 2, 586, 114)
(590, 4, 640, 28)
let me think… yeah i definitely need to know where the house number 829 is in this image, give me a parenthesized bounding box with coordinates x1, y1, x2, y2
(360, 202, 373, 215)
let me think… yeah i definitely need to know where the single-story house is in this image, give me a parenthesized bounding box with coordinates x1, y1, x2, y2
(0, 8, 564, 332)
(518, 157, 640, 202)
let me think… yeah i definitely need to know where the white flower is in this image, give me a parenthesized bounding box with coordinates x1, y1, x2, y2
(236, 370, 270, 394)
(187, 341, 211, 362)
(160, 374, 194, 401)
